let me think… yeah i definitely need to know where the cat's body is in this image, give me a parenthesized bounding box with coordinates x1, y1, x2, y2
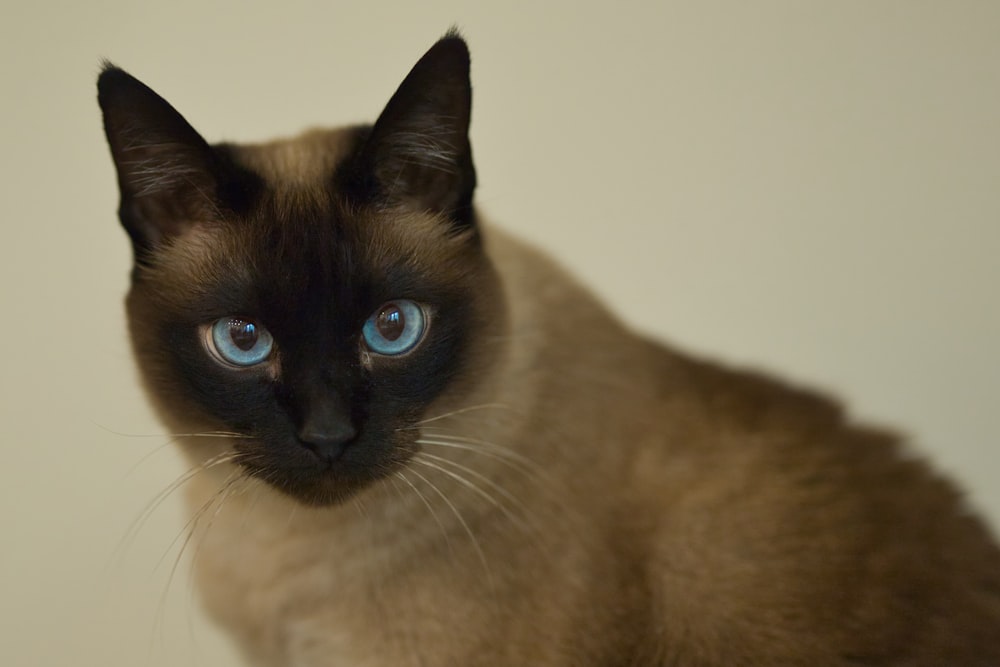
(99, 35, 1000, 666)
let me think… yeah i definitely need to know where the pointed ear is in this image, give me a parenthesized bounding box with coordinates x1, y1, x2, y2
(97, 64, 245, 260)
(358, 34, 477, 227)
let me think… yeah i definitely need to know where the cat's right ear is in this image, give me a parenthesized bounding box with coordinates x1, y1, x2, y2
(97, 64, 250, 262)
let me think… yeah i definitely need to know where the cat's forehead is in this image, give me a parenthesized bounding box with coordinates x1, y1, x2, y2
(227, 127, 470, 268)
(229, 127, 358, 204)
(142, 129, 476, 312)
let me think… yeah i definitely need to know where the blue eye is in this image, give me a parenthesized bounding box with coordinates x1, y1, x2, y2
(362, 300, 426, 356)
(209, 317, 274, 367)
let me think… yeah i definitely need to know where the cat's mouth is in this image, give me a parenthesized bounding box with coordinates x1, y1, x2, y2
(230, 428, 418, 506)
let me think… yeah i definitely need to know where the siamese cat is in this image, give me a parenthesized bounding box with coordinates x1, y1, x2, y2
(98, 32, 1000, 666)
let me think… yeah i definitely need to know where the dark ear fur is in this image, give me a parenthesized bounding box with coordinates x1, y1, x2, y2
(356, 33, 477, 227)
(97, 65, 255, 261)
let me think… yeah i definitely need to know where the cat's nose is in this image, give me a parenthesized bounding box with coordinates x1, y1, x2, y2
(296, 392, 358, 463)
(291, 377, 361, 463)
(297, 419, 358, 463)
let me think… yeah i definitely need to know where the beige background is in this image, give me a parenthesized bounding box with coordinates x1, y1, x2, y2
(2, 2, 998, 665)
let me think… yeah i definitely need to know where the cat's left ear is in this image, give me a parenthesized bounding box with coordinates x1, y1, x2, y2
(352, 33, 477, 228)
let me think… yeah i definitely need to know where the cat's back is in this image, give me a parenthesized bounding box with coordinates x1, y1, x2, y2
(627, 349, 1000, 663)
(483, 224, 1000, 663)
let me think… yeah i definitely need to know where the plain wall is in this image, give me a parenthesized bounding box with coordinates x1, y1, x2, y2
(1, 2, 998, 665)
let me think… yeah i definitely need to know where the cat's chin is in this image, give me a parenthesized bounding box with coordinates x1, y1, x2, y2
(265, 474, 384, 507)
(244, 461, 398, 507)
(234, 438, 414, 507)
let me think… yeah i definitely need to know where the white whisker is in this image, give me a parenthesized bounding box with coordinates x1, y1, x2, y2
(393, 471, 454, 557)
(187, 473, 251, 578)
(416, 434, 546, 482)
(413, 403, 510, 426)
(405, 466, 495, 593)
(112, 450, 241, 569)
(416, 452, 537, 530)
(94, 422, 248, 439)
(155, 467, 243, 574)
(94, 422, 252, 480)
(412, 455, 531, 536)
(415, 433, 586, 546)
(151, 467, 244, 651)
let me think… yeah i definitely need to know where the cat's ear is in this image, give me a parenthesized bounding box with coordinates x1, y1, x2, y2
(356, 33, 477, 227)
(97, 64, 248, 260)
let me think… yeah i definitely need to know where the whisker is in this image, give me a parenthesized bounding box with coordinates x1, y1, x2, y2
(112, 450, 240, 569)
(121, 431, 251, 479)
(151, 467, 244, 651)
(412, 403, 510, 426)
(93, 422, 248, 439)
(94, 422, 252, 482)
(416, 452, 538, 530)
(405, 467, 495, 594)
(416, 438, 532, 476)
(411, 455, 531, 536)
(154, 467, 243, 575)
(352, 494, 371, 522)
(416, 435, 546, 482)
(186, 472, 251, 577)
(393, 471, 455, 558)
(415, 433, 587, 546)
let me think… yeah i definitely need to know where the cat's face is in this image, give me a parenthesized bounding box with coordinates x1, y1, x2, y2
(100, 36, 504, 505)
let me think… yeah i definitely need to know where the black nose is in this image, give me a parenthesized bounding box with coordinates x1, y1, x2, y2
(291, 379, 359, 464)
(298, 420, 357, 463)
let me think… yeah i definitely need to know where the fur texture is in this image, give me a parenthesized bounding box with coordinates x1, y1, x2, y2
(99, 35, 1000, 666)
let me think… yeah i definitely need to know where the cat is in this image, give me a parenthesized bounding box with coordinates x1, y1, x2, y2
(98, 31, 1000, 666)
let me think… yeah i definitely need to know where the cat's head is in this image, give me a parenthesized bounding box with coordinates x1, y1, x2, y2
(98, 34, 505, 506)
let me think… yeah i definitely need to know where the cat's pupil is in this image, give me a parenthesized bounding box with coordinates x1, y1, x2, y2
(228, 319, 259, 351)
(376, 305, 405, 342)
